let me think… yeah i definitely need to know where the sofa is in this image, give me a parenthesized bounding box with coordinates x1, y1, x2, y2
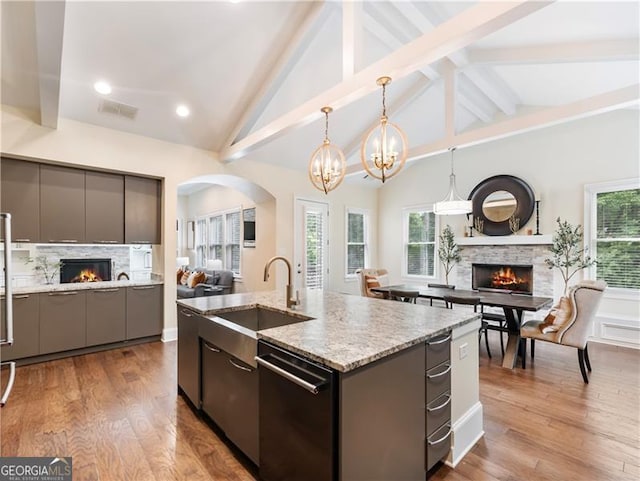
(177, 268, 234, 299)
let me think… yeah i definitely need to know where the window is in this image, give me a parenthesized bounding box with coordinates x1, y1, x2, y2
(193, 207, 242, 275)
(403, 206, 437, 278)
(346, 208, 369, 277)
(586, 179, 640, 290)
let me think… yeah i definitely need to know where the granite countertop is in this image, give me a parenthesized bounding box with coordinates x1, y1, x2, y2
(177, 289, 479, 372)
(1, 278, 164, 296)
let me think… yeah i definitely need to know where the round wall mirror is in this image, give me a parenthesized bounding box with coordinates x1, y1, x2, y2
(468, 175, 535, 236)
(482, 190, 517, 222)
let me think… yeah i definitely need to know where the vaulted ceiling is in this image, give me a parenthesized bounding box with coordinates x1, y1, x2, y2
(2, 1, 638, 184)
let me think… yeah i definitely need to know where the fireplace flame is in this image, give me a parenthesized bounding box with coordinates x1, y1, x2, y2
(491, 267, 527, 288)
(71, 269, 103, 283)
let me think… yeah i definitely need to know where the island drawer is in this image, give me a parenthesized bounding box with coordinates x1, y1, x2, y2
(426, 422, 452, 471)
(426, 361, 451, 404)
(426, 392, 451, 437)
(426, 331, 451, 370)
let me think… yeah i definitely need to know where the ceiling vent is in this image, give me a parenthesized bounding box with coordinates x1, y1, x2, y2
(98, 99, 138, 120)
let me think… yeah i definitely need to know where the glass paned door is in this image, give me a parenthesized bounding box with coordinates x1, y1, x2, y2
(294, 199, 329, 290)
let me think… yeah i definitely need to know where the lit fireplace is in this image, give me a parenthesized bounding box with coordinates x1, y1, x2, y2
(60, 259, 112, 283)
(472, 263, 533, 294)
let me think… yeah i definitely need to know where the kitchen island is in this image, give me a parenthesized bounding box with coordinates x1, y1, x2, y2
(177, 289, 483, 480)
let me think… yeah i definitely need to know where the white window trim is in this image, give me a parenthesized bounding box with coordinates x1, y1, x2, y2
(402, 204, 439, 281)
(344, 207, 370, 281)
(196, 205, 242, 276)
(584, 178, 640, 297)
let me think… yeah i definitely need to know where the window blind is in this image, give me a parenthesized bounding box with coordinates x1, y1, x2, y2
(226, 211, 241, 275)
(305, 210, 324, 289)
(347, 212, 365, 275)
(406, 211, 435, 276)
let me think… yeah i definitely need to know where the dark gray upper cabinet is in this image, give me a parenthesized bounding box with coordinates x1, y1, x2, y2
(85, 171, 124, 244)
(40, 164, 86, 243)
(86, 287, 126, 346)
(126, 285, 163, 339)
(0, 293, 39, 360)
(1, 158, 40, 242)
(125, 176, 161, 244)
(39, 291, 86, 355)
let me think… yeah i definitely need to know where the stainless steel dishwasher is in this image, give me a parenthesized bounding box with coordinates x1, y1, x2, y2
(256, 340, 338, 481)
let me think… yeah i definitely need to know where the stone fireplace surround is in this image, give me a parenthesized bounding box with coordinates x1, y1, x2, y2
(454, 236, 554, 298)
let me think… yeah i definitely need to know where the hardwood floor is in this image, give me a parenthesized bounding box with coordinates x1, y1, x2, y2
(1, 338, 638, 481)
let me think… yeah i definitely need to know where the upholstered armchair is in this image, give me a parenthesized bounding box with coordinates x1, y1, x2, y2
(355, 268, 389, 299)
(520, 280, 606, 383)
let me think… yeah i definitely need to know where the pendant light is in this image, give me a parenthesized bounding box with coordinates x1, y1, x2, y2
(434, 147, 472, 215)
(360, 76, 408, 183)
(308, 107, 346, 194)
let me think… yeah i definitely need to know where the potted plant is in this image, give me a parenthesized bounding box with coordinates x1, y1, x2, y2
(438, 225, 461, 286)
(545, 217, 596, 294)
(26, 256, 62, 285)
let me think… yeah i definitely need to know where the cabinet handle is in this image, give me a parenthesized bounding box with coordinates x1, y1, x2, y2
(131, 241, 151, 244)
(49, 239, 78, 243)
(229, 359, 252, 372)
(426, 364, 451, 379)
(95, 240, 119, 244)
(427, 394, 451, 412)
(14, 238, 31, 242)
(203, 342, 220, 353)
(13, 295, 30, 299)
(95, 288, 119, 293)
(427, 333, 452, 346)
(180, 309, 194, 317)
(48, 292, 78, 296)
(132, 286, 155, 290)
(0, 361, 16, 406)
(427, 425, 452, 446)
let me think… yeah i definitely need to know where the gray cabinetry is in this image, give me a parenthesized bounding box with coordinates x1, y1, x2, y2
(177, 307, 201, 408)
(340, 343, 426, 481)
(39, 291, 86, 354)
(125, 176, 161, 244)
(0, 158, 40, 242)
(202, 340, 259, 465)
(86, 288, 126, 346)
(425, 332, 452, 471)
(40, 164, 86, 243)
(126, 285, 163, 339)
(0, 293, 39, 360)
(85, 171, 124, 244)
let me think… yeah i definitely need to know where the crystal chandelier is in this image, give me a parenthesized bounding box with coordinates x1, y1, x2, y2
(434, 147, 472, 215)
(360, 76, 408, 183)
(308, 107, 346, 194)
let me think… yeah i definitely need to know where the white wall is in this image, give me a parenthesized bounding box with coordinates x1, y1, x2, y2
(378, 109, 640, 346)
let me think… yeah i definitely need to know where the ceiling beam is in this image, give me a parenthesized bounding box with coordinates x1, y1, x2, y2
(342, 1, 363, 79)
(443, 60, 456, 140)
(220, 0, 551, 162)
(408, 84, 640, 162)
(33, 0, 66, 129)
(217, 1, 327, 151)
(468, 39, 640, 65)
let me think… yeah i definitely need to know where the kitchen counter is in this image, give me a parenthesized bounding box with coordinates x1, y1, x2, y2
(1, 278, 163, 296)
(177, 289, 479, 372)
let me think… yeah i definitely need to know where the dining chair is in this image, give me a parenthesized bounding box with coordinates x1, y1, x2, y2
(427, 283, 455, 307)
(389, 288, 419, 304)
(520, 280, 606, 383)
(442, 294, 492, 358)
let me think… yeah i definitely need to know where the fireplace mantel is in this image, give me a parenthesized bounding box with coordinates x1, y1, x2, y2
(455, 234, 552, 246)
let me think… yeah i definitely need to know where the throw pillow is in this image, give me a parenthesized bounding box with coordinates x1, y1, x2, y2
(180, 270, 191, 286)
(364, 274, 385, 298)
(190, 271, 206, 288)
(177, 268, 184, 284)
(539, 296, 573, 334)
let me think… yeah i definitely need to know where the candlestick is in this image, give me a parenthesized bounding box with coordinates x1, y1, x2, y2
(534, 200, 541, 235)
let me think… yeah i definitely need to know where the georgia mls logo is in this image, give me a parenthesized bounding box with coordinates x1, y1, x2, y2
(0, 456, 72, 481)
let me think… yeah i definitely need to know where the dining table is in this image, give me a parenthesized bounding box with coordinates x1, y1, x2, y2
(370, 284, 553, 369)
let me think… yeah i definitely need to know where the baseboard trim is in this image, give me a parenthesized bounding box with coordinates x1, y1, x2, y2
(162, 327, 177, 342)
(445, 401, 484, 468)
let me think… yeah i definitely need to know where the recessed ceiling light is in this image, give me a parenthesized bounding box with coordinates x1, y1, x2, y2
(94, 81, 112, 95)
(176, 104, 190, 118)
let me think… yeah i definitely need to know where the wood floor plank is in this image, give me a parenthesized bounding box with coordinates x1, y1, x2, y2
(1, 338, 638, 481)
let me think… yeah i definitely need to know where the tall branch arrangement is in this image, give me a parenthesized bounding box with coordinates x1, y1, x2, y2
(438, 225, 461, 285)
(545, 217, 596, 294)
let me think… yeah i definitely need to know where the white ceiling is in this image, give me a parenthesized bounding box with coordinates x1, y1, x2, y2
(2, 1, 639, 189)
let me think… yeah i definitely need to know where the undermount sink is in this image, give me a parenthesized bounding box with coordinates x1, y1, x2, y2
(216, 306, 312, 332)
(200, 306, 313, 368)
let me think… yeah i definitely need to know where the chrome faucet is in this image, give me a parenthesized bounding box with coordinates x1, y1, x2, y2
(263, 256, 299, 309)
